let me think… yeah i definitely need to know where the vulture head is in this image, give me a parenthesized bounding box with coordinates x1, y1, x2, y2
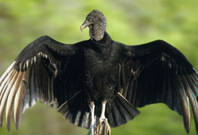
(80, 10, 106, 41)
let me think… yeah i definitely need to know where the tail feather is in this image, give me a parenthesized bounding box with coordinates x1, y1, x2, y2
(58, 90, 91, 128)
(58, 91, 139, 129)
(106, 92, 140, 127)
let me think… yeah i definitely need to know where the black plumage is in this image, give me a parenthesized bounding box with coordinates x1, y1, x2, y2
(0, 9, 198, 135)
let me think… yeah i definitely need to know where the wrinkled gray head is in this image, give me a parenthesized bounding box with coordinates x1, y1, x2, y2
(80, 10, 106, 41)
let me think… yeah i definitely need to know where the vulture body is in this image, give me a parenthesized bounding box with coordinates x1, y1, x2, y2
(0, 10, 198, 135)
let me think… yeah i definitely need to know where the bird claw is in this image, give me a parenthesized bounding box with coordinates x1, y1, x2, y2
(95, 118, 111, 135)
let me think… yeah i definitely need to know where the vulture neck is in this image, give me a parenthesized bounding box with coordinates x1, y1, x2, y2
(91, 32, 111, 46)
(91, 32, 113, 56)
(89, 23, 106, 41)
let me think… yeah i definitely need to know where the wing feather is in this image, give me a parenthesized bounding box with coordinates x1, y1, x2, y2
(0, 62, 16, 86)
(13, 71, 27, 129)
(185, 83, 198, 132)
(0, 36, 86, 130)
(120, 40, 198, 134)
(6, 71, 21, 130)
(0, 69, 17, 127)
(177, 76, 190, 133)
(0, 69, 15, 102)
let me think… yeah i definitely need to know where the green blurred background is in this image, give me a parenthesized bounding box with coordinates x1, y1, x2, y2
(0, 0, 198, 134)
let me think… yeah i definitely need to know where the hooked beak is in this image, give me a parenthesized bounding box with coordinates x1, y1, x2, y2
(80, 20, 92, 31)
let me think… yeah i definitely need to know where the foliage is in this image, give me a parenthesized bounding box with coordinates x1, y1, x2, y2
(0, 0, 197, 134)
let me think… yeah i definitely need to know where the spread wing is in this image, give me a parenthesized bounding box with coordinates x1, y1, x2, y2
(119, 40, 198, 134)
(0, 36, 86, 130)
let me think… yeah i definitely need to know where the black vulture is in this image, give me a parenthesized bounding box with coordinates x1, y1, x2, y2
(0, 9, 198, 135)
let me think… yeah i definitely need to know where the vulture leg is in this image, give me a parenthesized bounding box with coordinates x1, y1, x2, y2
(99, 101, 107, 122)
(88, 101, 96, 135)
(96, 101, 111, 135)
